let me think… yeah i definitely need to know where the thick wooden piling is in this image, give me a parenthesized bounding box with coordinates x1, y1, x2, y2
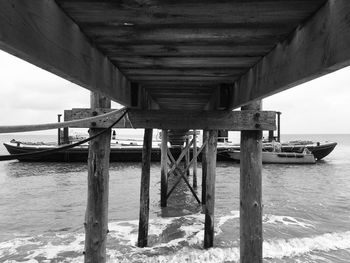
(201, 130, 209, 205)
(193, 130, 198, 189)
(204, 130, 218, 249)
(160, 129, 168, 207)
(240, 101, 263, 263)
(84, 92, 111, 263)
(138, 128, 153, 247)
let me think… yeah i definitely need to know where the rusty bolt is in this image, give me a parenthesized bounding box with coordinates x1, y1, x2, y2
(91, 122, 97, 127)
(255, 123, 261, 128)
(92, 111, 98, 116)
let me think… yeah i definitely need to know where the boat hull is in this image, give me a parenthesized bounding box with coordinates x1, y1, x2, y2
(228, 150, 316, 164)
(3, 143, 232, 162)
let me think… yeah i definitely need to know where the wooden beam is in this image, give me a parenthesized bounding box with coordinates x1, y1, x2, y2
(232, 0, 350, 108)
(204, 130, 218, 249)
(138, 128, 153, 247)
(0, 0, 131, 106)
(65, 109, 276, 130)
(240, 101, 263, 263)
(115, 56, 258, 69)
(160, 129, 168, 207)
(84, 93, 111, 263)
(100, 44, 272, 58)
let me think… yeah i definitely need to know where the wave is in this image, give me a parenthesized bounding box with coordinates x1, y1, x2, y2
(1, 213, 348, 262)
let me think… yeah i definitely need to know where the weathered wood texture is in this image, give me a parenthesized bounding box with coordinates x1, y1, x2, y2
(193, 130, 198, 189)
(232, 0, 350, 108)
(138, 128, 153, 247)
(204, 130, 218, 249)
(160, 129, 168, 207)
(240, 101, 263, 263)
(0, 0, 131, 106)
(54, 0, 326, 111)
(84, 93, 111, 263)
(65, 109, 276, 130)
(201, 130, 209, 205)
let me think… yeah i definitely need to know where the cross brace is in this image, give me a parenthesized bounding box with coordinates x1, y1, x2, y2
(166, 139, 208, 203)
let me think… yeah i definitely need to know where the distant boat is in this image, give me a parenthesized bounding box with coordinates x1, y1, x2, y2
(228, 149, 316, 164)
(261, 141, 337, 160)
(3, 139, 233, 162)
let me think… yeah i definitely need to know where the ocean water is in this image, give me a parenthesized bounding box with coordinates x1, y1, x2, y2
(0, 133, 350, 262)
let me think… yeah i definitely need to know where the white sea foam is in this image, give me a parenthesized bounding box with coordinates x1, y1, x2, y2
(110, 231, 350, 263)
(263, 214, 314, 228)
(263, 231, 350, 259)
(1, 213, 349, 262)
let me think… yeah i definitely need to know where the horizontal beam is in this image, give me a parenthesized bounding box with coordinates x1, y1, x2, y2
(65, 109, 276, 130)
(231, 0, 350, 108)
(0, 0, 131, 106)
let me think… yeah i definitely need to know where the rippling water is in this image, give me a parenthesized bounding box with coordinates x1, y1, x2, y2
(0, 134, 350, 262)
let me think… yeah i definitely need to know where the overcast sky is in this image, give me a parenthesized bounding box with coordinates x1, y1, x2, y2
(0, 49, 349, 135)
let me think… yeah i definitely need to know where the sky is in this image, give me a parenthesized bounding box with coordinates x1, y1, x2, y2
(0, 49, 349, 135)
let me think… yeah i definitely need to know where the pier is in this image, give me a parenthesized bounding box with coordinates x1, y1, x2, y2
(0, 0, 349, 262)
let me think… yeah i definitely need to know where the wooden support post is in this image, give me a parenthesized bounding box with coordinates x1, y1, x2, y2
(240, 100, 263, 263)
(138, 128, 153, 247)
(185, 136, 190, 176)
(268, 130, 274, 142)
(84, 92, 111, 263)
(277, 112, 281, 142)
(57, 114, 62, 145)
(161, 129, 168, 207)
(63, 110, 70, 144)
(202, 130, 209, 205)
(204, 130, 218, 249)
(193, 130, 198, 189)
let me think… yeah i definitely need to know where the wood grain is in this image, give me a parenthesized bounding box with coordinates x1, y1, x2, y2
(0, 0, 131, 106)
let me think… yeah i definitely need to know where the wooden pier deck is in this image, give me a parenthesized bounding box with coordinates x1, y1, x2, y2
(0, 0, 350, 262)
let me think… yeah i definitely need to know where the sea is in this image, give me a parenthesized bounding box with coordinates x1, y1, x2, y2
(0, 133, 350, 263)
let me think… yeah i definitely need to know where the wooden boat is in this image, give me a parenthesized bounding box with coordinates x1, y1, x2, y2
(228, 149, 316, 164)
(262, 141, 337, 160)
(3, 139, 233, 162)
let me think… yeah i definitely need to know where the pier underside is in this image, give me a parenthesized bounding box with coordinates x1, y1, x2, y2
(1, 0, 350, 262)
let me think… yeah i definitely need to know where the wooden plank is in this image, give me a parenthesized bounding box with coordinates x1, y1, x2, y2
(160, 129, 168, 207)
(84, 25, 293, 45)
(84, 92, 111, 263)
(240, 101, 263, 263)
(137, 128, 153, 247)
(57, 1, 325, 26)
(0, 0, 131, 106)
(126, 68, 245, 77)
(113, 56, 259, 69)
(64, 109, 276, 130)
(201, 130, 209, 205)
(204, 130, 218, 249)
(232, 0, 350, 108)
(131, 75, 239, 82)
(103, 44, 272, 57)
